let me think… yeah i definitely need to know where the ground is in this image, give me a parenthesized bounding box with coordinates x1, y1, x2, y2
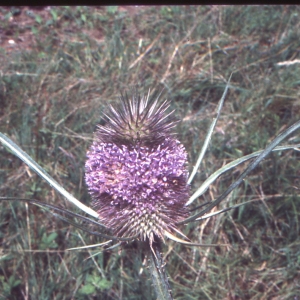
(0, 5, 300, 300)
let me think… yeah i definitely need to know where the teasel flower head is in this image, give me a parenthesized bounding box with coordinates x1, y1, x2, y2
(85, 91, 190, 246)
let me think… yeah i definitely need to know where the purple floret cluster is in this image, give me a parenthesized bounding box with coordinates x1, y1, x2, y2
(85, 138, 189, 241)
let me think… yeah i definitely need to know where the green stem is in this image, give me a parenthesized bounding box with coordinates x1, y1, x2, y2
(148, 242, 173, 300)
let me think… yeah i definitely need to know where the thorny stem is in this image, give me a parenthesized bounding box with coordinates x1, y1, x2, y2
(148, 242, 173, 300)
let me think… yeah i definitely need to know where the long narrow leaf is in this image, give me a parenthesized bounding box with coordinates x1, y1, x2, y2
(164, 230, 227, 247)
(186, 144, 300, 206)
(0, 197, 136, 241)
(0, 196, 105, 228)
(179, 119, 300, 224)
(67, 240, 113, 251)
(188, 74, 232, 184)
(196, 198, 265, 221)
(0, 133, 98, 218)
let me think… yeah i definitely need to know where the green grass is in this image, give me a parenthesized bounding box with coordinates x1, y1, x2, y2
(1, 5, 300, 299)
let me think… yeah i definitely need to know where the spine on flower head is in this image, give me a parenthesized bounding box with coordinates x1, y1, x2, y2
(85, 90, 190, 246)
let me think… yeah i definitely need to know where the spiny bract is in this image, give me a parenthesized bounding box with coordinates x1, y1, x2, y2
(85, 91, 190, 246)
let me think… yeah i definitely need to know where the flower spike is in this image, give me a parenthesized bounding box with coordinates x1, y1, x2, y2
(85, 90, 190, 246)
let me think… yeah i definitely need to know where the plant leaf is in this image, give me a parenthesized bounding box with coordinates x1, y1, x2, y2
(186, 144, 300, 206)
(180, 119, 300, 224)
(0, 133, 98, 218)
(188, 74, 232, 184)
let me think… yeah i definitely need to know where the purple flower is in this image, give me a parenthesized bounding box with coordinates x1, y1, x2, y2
(85, 91, 189, 245)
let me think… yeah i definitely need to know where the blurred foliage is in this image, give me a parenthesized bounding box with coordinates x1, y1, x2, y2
(0, 5, 300, 299)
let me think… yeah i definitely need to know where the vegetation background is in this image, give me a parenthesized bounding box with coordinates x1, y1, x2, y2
(0, 5, 300, 299)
